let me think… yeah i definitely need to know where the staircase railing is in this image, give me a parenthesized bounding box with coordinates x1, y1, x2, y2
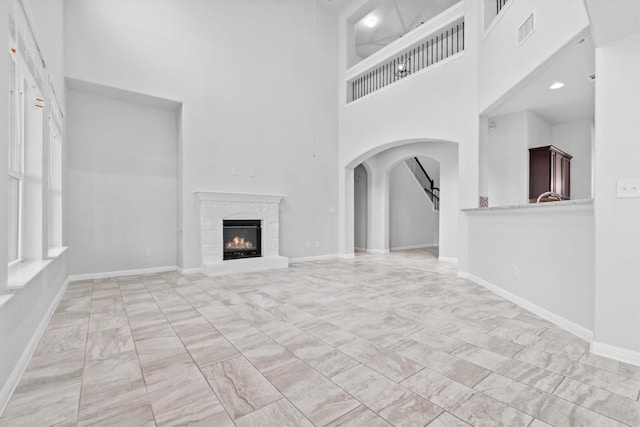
(406, 157, 440, 211)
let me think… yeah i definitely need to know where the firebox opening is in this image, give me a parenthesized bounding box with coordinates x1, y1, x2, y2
(223, 220, 262, 260)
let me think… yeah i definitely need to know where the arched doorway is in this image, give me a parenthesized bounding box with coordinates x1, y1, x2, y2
(341, 139, 458, 259)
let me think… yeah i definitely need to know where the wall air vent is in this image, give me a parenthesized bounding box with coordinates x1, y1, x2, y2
(518, 12, 535, 44)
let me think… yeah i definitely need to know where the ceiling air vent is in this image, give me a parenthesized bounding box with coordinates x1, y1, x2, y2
(518, 12, 535, 44)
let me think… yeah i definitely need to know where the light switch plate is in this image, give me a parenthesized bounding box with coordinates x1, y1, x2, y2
(616, 179, 640, 198)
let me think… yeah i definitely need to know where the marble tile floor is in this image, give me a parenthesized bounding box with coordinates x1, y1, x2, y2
(2, 248, 640, 426)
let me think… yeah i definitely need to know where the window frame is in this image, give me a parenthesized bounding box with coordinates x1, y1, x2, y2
(48, 112, 63, 251)
(8, 48, 26, 267)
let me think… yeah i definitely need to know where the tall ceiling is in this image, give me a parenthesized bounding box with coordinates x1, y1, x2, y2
(354, 0, 460, 59)
(323, 0, 357, 12)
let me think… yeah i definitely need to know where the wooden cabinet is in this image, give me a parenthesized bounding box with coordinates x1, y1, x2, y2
(529, 145, 572, 202)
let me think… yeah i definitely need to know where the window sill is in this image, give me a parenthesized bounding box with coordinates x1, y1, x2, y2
(8, 246, 68, 291)
(48, 246, 68, 259)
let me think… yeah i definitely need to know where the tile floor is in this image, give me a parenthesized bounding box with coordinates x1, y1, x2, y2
(2, 249, 640, 426)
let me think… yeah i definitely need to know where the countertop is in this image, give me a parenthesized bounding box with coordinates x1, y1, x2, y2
(462, 198, 593, 214)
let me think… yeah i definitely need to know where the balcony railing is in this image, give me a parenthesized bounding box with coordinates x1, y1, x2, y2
(348, 17, 464, 103)
(496, 0, 509, 14)
(484, 0, 511, 31)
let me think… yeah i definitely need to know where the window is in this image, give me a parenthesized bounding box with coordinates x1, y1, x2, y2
(8, 36, 45, 266)
(6, 1, 65, 289)
(48, 113, 62, 250)
(8, 49, 25, 265)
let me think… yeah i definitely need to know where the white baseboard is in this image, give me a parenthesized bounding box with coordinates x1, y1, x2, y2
(391, 244, 438, 251)
(367, 249, 390, 254)
(591, 341, 640, 367)
(0, 277, 70, 417)
(438, 256, 459, 263)
(290, 254, 339, 263)
(176, 266, 203, 275)
(457, 271, 594, 342)
(67, 265, 178, 281)
(338, 253, 355, 259)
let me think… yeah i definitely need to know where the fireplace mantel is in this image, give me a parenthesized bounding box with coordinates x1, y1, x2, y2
(194, 191, 286, 203)
(194, 190, 288, 276)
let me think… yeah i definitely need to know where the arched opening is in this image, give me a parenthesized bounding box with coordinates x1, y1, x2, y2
(341, 139, 458, 260)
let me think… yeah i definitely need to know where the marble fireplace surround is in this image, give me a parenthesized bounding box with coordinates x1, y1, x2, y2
(195, 191, 289, 276)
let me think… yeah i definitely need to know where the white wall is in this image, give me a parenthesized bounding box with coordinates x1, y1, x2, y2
(487, 111, 529, 206)
(66, 89, 178, 275)
(478, 0, 590, 111)
(389, 163, 439, 250)
(464, 204, 595, 334)
(354, 164, 368, 250)
(63, 0, 340, 268)
(0, 1, 10, 288)
(0, 0, 13, 404)
(593, 34, 640, 356)
(478, 116, 490, 199)
(527, 110, 552, 149)
(551, 119, 593, 200)
(0, 254, 68, 413)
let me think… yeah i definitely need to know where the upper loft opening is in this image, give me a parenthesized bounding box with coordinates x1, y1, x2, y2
(480, 29, 596, 207)
(482, 29, 595, 125)
(348, 0, 461, 67)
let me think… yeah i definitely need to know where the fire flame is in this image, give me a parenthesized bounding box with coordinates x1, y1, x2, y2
(225, 236, 254, 250)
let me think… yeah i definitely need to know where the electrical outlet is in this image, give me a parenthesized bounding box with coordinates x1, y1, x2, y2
(232, 167, 238, 176)
(250, 169, 255, 177)
(315, 241, 320, 247)
(513, 266, 519, 278)
(306, 241, 311, 248)
(617, 179, 640, 198)
(145, 249, 151, 257)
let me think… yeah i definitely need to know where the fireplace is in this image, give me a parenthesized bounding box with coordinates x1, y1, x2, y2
(195, 191, 288, 276)
(223, 220, 261, 260)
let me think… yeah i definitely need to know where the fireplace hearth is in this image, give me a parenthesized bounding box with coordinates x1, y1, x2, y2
(223, 220, 261, 260)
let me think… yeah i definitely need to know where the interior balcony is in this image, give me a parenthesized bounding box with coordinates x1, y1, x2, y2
(343, 1, 466, 105)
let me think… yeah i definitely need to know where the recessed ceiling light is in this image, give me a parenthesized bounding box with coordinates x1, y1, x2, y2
(365, 17, 378, 28)
(549, 82, 565, 90)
